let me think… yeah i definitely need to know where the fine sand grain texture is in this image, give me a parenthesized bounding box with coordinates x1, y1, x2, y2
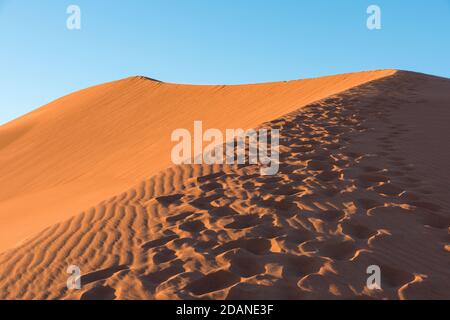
(0, 70, 449, 299)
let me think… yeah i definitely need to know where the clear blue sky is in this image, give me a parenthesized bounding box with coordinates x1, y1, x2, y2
(1, 0, 449, 125)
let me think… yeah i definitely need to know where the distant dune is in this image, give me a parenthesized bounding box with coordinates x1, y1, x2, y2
(0, 70, 449, 299)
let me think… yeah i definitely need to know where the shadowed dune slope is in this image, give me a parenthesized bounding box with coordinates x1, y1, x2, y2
(0, 70, 449, 300)
(0, 70, 396, 251)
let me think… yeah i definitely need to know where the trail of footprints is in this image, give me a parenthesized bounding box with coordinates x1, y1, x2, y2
(0, 73, 448, 299)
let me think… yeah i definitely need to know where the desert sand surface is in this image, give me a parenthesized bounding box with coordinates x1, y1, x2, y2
(0, 70, 394, 252)
(0, 70, 449, 299)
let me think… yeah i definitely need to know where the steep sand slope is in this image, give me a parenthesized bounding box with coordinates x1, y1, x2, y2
(0, 70, 395, 252)
(0, 71, 449, 299)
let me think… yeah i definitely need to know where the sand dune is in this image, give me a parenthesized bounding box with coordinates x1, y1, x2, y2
(0, 70, 395, 252)
(0, 70, 449, 299)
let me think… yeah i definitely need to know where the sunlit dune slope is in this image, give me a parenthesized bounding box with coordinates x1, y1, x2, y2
(0, 70, 396, 251)
(1, 70, 449, 300)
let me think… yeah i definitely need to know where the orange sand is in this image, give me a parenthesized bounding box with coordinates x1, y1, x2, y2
(0, 70, 394, 252)
(0, 70, 449, 299)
